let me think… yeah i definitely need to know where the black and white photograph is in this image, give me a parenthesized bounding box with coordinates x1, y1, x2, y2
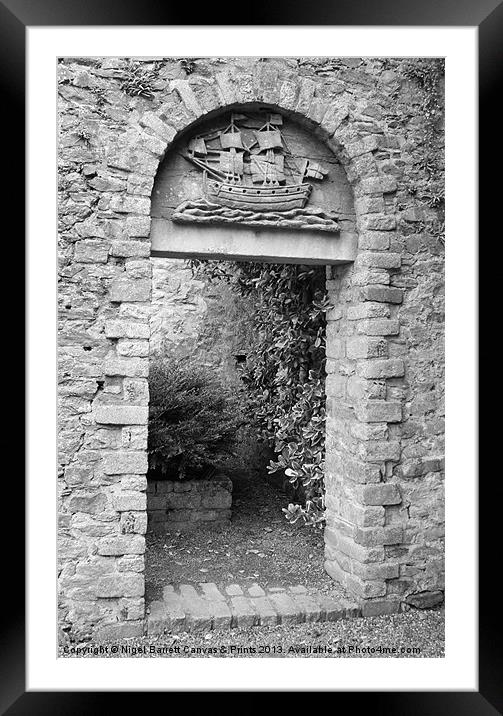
(56, 55, 446, 658)
(11, 12, 487, 706)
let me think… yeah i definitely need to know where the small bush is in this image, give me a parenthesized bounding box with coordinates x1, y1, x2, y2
(148, 358, 244, 480)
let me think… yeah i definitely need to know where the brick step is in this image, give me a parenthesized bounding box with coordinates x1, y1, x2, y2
(147, 582, 361, 634)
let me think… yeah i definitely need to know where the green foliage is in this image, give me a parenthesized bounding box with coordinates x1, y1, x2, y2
(190, 260, 329, 528)
(148, 357, 244, 480)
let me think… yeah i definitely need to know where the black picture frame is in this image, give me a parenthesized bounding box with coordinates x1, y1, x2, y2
(4, 0, 493, 710)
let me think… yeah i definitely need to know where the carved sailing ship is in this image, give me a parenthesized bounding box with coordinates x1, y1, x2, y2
(184, 112, 328, 212)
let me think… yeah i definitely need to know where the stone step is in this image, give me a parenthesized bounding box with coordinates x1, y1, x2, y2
(147, 582, 361, 635)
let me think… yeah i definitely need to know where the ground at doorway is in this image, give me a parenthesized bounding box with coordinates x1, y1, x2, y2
(145, 471, 339, 604)
(62, 608, 444, 658)
(147, 582, 360, 635)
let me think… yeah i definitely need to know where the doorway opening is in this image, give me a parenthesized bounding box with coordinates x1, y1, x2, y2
(144, 257, 345, 610)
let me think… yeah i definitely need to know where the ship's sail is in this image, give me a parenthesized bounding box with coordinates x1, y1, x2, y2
(254, 128, 283, 151)
(300, 159, 328, 180)
(218, 149, 244, 177)
(250, 153, 285, 184)
(220, 130, 243, 150)
(188, 137, 207, 155)
(184, 111, 329, 198)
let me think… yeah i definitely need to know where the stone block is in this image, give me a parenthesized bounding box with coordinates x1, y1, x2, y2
(352, 561, 400, 580)
(346, 336, 387, 360)
(110, 279, 151, 303)
(67, 492, 108, 515)
(358, 231, 391, 250)
(102, 451, 148, 474)
(289, 593, 322, 622)
(103, 357, 149, 378)
(109, 195, 150, 215)
(358, 440, 401, 462)
(210, 599, 232, 630)
(225, 584, 243, 596)
(345, 573, 387, 598)
(105, 320, 150, 339)
(357, 319, 400, 336)
(97, 534, 145, 555)
(358, 252, 401, 269)
(112, 491, 147, 512)
(179, 584, 212, 631)
(95, 620, 144, 640)
(267, 592, 299, 625)
(405, 590, 444, 609)
(355, 525, 404, 547)
(361, 483, 402, 506)
(117, 339, 150, 358)
(117, 554, 145, 572)
(360, 599, 401, 617)
(355, 401, 402, 423)
(251, 597, 278, 626)
(110, 240, 150, 258)
(120, 511, 148, 535)
(148, 599, 182, 635)
(119, 597, 145, 621)
(96, 572, 144, 598)
(125, 216, 151, 238)
(230, 596, 257, 628)
(360, 286, 403, 304)
(74, 240, 110, 263)
(357, 359, 405, 379)
(200, 583, 226, 601)
(94, 404, 148, 425)
(360, 215, 397, 231)
(248, 584, 266, 598)
(324, 530, 385, 564)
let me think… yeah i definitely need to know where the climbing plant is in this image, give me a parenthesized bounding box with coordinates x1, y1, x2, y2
(190, 260, 330, 528)
(402, 59, 445, 243)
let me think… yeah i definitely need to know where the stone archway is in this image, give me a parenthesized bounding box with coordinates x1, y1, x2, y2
(58, 58, 444, 641)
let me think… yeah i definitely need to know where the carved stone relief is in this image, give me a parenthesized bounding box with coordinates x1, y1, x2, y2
(168, 110, 341, 233)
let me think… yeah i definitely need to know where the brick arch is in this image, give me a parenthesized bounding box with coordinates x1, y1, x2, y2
(125, 87, 402, 602)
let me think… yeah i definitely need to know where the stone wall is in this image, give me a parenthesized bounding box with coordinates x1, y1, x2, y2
(150, 257, 253, 383)
(147, 477, 233, 532)
(58, 56, 445, 640)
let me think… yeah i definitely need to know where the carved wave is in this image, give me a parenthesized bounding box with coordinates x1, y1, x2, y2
(171, 199, 340, 233)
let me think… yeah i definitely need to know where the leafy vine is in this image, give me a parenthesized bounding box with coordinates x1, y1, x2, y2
(190, 260, 329, 528)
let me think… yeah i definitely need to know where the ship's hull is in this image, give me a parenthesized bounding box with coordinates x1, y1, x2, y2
(205, 178, 312, 212)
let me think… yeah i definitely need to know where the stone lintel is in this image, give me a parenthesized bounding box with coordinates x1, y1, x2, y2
(150, 219, 357, 266)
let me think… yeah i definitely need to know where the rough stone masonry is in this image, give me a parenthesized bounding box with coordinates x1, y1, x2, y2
(58, 56, 445, 640)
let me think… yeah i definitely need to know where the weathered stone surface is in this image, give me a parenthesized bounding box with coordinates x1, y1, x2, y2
(147, 478, 232, 532)
(58, 57, 445, 640)
(361, 483, 402, 506)
(250, 597, 278, 626)
(355, 401, 402, 423)
(94, 620, 144, 640)
(405, 590, 444, 609)
(230, 596, 257, 628)
(110, 279, 151, 303)
(102, 451, 148, 474)
(357, 358, 405, 379)
(103, 357, 149, 378)
(97, 534, 145, 555)
(179, 584, 213, 631)
(267, 592, 299, 625)
(94, 404, 148, 425)
(112, 491, 147, 512)
(105, 320, 150, 339)
(96, 572, 144, 598)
